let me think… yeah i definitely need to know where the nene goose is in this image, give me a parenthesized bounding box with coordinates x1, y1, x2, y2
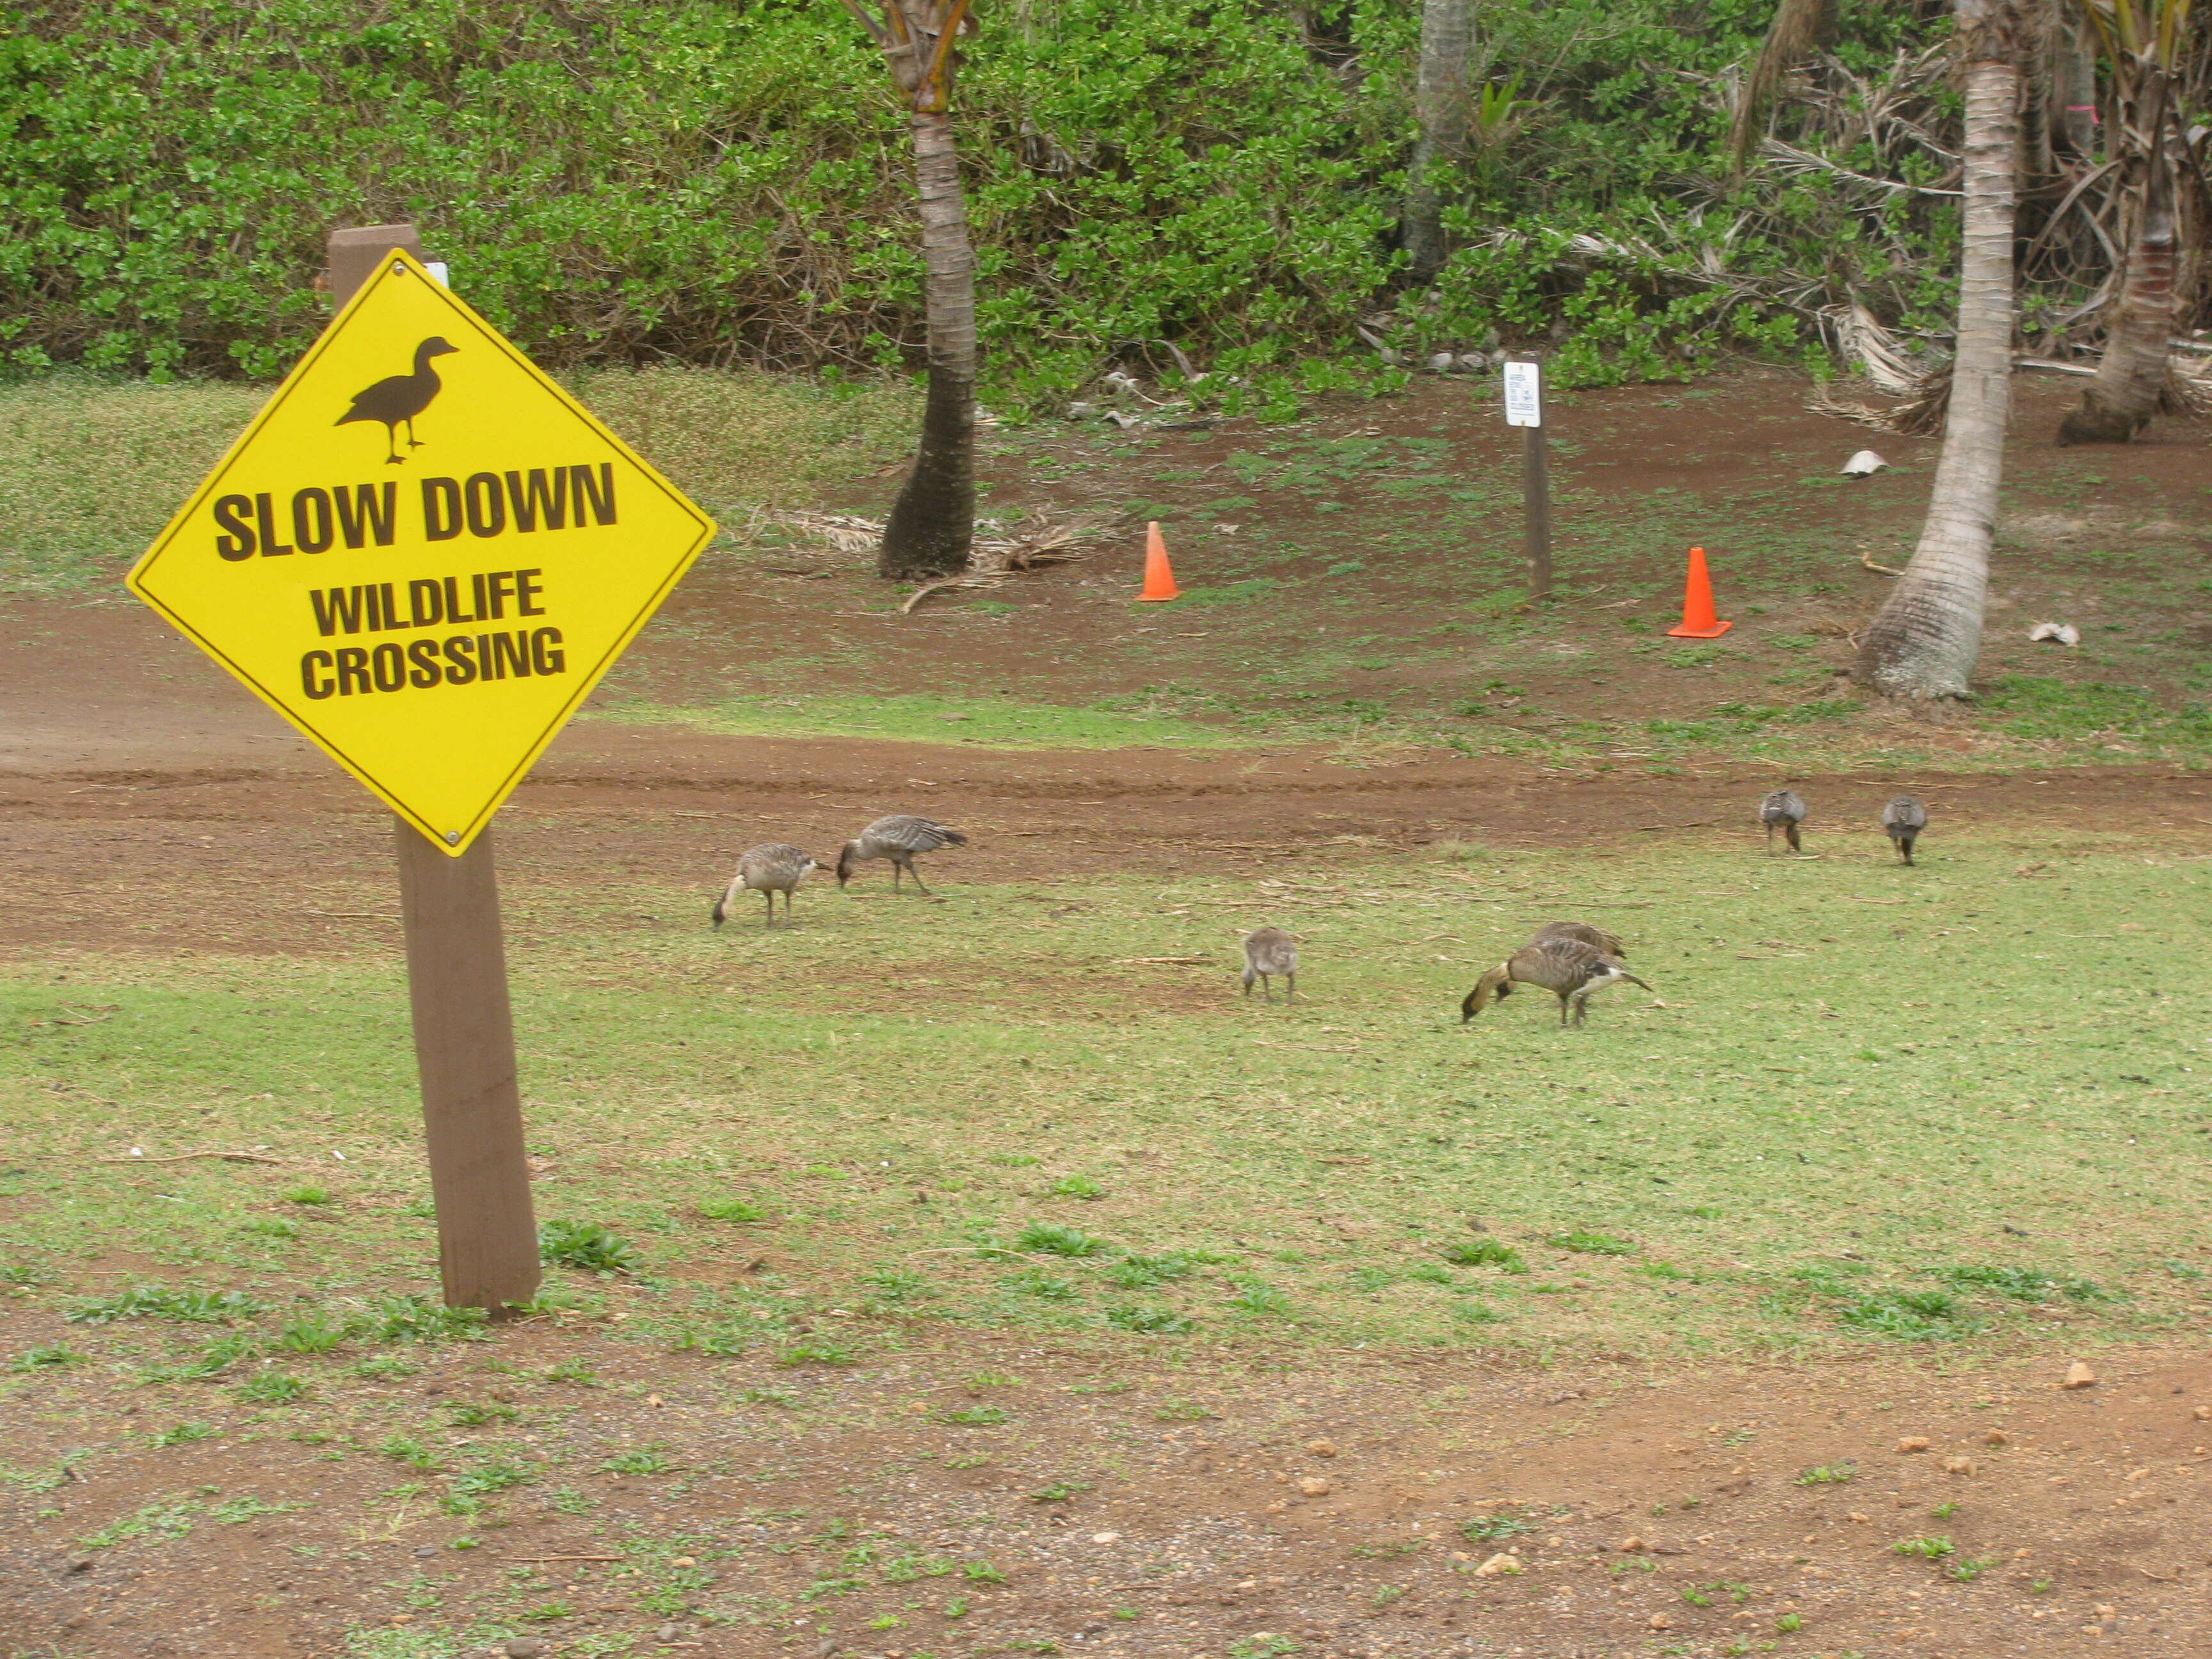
(1461, 933, 1649, 1027)
(1881, 795, 1928, 865)
(1241, 927, 1297, 1002)
(836, 814, 968, 894)
(712, 843, 819, 929)
(1759, 789, 1807, 854)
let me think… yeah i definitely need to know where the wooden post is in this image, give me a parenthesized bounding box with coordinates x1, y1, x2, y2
(1502, 358, 1551, 600)
(394, 822, 541, 1313)
(1523, 420, 1553, 602)
(327, 225, 539, 1314)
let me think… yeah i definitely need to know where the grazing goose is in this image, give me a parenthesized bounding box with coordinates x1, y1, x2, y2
(1529, 919, 1627, 957)
(1759, 789, 1807, 854)
(712, 844, 819, 929)
(1241, 927, 1298, 1002)
(337, 337, 458, 464)
(1881, 795, 1928, 865)
(836, 814, 968, 894)
(1461, 934, 1650, 1027)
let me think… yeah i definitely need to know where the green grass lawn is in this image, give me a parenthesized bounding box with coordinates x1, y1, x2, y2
(4, 830, 2206, 1374)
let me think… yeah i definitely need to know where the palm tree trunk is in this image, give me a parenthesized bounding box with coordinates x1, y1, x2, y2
(880, 106, 979, 580)
(1856, 4, 2022, 701)
(2058, 68, 2176, 444)
(1403, 0, 1473, 284)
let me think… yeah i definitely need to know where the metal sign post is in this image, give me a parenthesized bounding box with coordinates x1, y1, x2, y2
(1502, 359, 1551, 602)
(125, 225, 716, 1311)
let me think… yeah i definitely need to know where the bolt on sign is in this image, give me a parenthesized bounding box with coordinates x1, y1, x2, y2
(127, 249, 716, 854)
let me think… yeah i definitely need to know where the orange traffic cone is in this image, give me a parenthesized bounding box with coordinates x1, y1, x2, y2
(1665, 545, 1732, 638)
(1135, 521, 1180, 602)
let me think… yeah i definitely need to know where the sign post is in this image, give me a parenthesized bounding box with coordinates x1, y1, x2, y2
(127, 227, 716, 1311)
(1502, 358, 1551, 602)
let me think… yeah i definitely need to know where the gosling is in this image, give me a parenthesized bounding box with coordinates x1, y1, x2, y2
(836, 814, 968, 894)
(1241, 927, 1298, 1002)
(1880, 795, 1928, 865)
(1461, 934, 1649, 1027)
(1759, 789, 1807, 854)
(712, 843, 820, 929)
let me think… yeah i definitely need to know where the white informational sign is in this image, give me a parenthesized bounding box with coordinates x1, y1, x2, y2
(1502, 360, 1542, 428)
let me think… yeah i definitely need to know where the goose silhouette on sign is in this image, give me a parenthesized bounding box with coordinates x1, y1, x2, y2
(337, 337, 458, 464)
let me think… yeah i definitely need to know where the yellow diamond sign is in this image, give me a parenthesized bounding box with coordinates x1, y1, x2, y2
(127, 250, 715, 854)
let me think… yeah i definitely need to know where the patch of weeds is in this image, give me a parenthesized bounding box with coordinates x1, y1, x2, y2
(211, 1495, 298, 1524)
(1015, 1221, 1105, 1258)
(1837, 1291, 1982, 1341)
(1029, 1480, 1089, 1502)
(66, 1285, 264, 1326)
(2165, 1259, 2206, 1281)
(1930, 1500, 1956, 1520)
(282, 1185, 333, 1206)
(881, 1551, 958, 1582)
(1049, 1174, 1107, 1201)
(737, 1386, 797, 1407)
(1794, 1463, 1855, 1485)
(1775, 1611, 1804, 1632)
(149, 1422, 218, 1448)
(672, 1323, 751, 1357)
(538, 1218, 642, 1274)
(600, 1446, 678, 1475)
(543, 1357, 599, 1386)
(380, 1436, 438, 1470)
(1153, 1397, 1215, 1422)
(1369, 1583, 1407, 1607)
(1634, 1260, 1695, 1282)
(232, 1371, 308, 1405)
(1439, 1238, 1527, 1272)
(81, 1498, 202, 1548)
(15, 1342, 86, 1370)
(942, 1405, 1014, 1426)
(1891, 1535, 1956, 1560)
(1001, 1268, 1081, 1300)
(945, 1594, 971, 1618)
(964, 1370, 1022, 1391)
(239, 1217, 298, 1240)
(862, 1268, 936, 1305)
(1454, 1299, 1505, 1324)
(776, 1342, 856, 1366)
(697, 1197, 765, 1222)
(1460, 1507, 1535, 1543)
(1102, 1303, 1194, 1334)
(276, 1313, 348, 1354)
(446, 1400, 520, 1427)
(1546, 1230, 1637, 1256)
(368, 1296, 488, 1345)
(451, 1457, 535, 1496)
(1938, 1264, 2105, 1302)
(1232, 1637, 1304, 1658)
(520, 1601, 575, 1621)
(1107, 1252, 1198, 1289)
(1227, 1278, 1292, 1316)
(353, 1352, 419, 1381)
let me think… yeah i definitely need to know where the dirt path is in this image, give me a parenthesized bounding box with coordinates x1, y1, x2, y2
(3, 710, 2209, 960)
(3, 1322, 2205, 1658)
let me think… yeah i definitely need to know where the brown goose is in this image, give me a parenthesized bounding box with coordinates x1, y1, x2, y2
(1240, 927, 1297, 1002)
(836, 814, 967, 894)
(1881, 795, 1928, 865)
(1759, 789, 1807, 854)
(1461, 933, 1649, 1027)
(712, 843, 820, 929)
(337, 337, 458, 464)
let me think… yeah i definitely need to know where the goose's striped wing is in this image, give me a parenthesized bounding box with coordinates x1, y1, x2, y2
(738, 842, 815, 881)
(865, 815, 968, 852)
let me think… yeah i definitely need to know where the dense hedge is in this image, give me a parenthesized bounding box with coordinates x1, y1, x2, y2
(3, 1, 1953, 405)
